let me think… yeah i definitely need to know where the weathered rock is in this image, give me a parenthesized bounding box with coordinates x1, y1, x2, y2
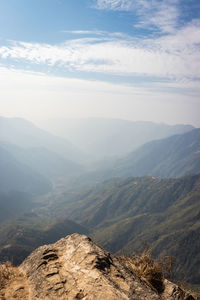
(162, 279, 196, 300)
(0, 263, 29, 300)
(20, 233, 161, 300)
(0, 234, 197, 300)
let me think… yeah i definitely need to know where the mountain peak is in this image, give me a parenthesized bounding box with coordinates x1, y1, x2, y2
(0, 234, 196, 299)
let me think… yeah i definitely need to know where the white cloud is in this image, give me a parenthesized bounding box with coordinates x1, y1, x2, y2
(61, 30, 105, 35)
(95, 0, 132, 11)
(0, 22, 200, 80)
(61, 30, 128, 38)
(95, 0, 180, 33)
(145, 1, 179, 33)
(156, 20, 200, 52)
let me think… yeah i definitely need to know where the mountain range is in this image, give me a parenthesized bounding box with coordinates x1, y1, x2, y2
(1, 174, 199, 286)
(113, 128, 200, 178)
(72, 128, 200, 186)
(0, 117, 85, 195)
(48, 174, 200, 285)
(0, 116, 85, 162)
(39, 118, 194, 159)
(0, 142, 83, 180)
(0, 116, 200, 292)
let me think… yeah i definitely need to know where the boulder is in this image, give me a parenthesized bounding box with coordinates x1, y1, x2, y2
(0, 234, 197, 300)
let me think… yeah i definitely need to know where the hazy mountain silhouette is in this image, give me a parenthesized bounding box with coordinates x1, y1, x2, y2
(0, 144, 51, 194)
(1, 142, 84, 180)
(0, 116, 86, 162)
(114, 128, 200, 178)
(39, 118, 194, 159)
(74, 128, 200, 184)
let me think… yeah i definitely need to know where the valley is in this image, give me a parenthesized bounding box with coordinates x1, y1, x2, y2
(0, 116, 199, 293)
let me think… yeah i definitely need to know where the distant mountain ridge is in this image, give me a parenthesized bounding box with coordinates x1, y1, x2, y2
(0, 144, 51, 195)
(74, 128, 200, 184)
(0, 116, 85, 162)
(0, 142, 83, 180)
(114, 128, 200, 178)
(0, 117, 85, 189)
(39, 118, 194, 159)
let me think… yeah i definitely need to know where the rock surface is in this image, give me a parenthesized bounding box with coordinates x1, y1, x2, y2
(162, 279, 196, 300)
(0, 234, 197, 300)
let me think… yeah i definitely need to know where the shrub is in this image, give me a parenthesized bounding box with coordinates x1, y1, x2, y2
(120, 249, 174, 294)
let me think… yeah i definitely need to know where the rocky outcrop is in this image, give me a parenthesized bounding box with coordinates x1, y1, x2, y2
(162, 280, 196, 300)
(0, 234, 197, 300)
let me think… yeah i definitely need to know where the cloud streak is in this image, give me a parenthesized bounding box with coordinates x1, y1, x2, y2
(0, 22, 200, 81)
(95, 0, 132, 11)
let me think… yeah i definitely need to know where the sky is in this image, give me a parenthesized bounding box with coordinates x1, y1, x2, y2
(0, 0, 200, 126)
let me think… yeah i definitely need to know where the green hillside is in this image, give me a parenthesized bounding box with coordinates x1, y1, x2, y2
(0, 215, 88, 265)
(50, 174, 200, 285)
(0, 174, 199, 286)
(114, 128, 200, 178)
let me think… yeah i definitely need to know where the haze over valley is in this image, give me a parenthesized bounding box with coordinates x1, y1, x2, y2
(0, 0, 200, 297)
(0, 115, 200, 292)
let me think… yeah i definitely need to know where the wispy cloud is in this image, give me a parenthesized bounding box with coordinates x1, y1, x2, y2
(95, 0, 180, 33)
(95, 0, 132, 11)
(61, 30, 105, 35)
(0, 22, 200, 80)
(61, 30, 128, 38)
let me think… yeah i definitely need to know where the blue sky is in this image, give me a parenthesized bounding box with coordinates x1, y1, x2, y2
(0, 0, 200, 126)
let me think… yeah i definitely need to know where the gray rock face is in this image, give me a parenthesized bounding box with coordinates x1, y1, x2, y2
(20, 233, 162, 300)
(0, 234, 196, 300)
